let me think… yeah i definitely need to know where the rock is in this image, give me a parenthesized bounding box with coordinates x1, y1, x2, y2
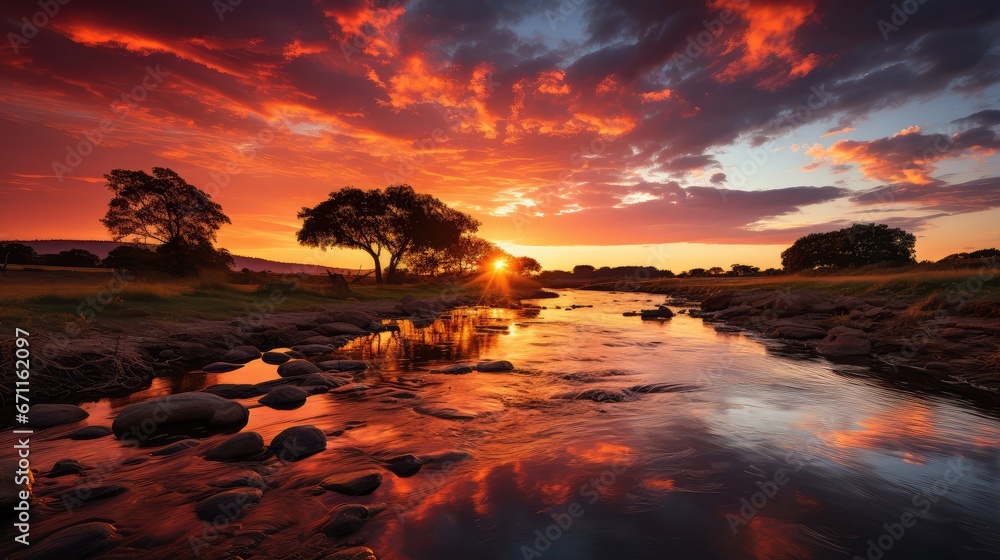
(112, 393, 249, 440)
(324, 547, 378, 560)
(321, 503, 387, 537)
(834, 296, 867, 311)
(640, 305, 674, 319)
(17, 522, 120, 560)
(714, 325, 743, 333)
(209, 470, 266, 489)
(320, 470, 383, 496)
(398, 298, 433, 315)
(269, 426, 326, 461)
(476, 360, 514, 372)
(261, 351, 291, 365)
(384, 454, 423, 477)
(814, 326, 872, 356)
(201, 383, 266, 399)
(565, 389, 632, 403)
(259, 385, 310, 408)
(317, 360, 368, 372)
(300, 372, 351, 390)
(159, 349, 179, 360)
(205, 432, 266, 462)
(150, 440, 200, 456)
(27, 404, 89, 428)
(47, 458, 85, 478)
(316, 322, 369, 336)
(768, 318, 828, 340)
(390, 391, 417, 399)
(201, 362, 245, 373)
(65, 425, 113, 440)
(434, 363, 474, 374)
(775, 290, 837, 314)
(702, 291, 737, 311)
(220, 345, 262, 363)
(716, 305, 753, 319)
(195, 488, 262, 522)
(277, 359, 322, 377)
(292, 344, 337, 356)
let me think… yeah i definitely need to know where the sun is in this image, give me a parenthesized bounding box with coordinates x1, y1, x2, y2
(494, 258, 508, 272)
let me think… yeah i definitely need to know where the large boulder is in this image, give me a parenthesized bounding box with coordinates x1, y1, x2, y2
(259, 385, 309, 408)
(398, 298, 433, 315)
(220, 345, 262, 363)
(384, 454, 423, 477)
(813, 326, 872, 356)
(291, 344, 337, 356)
(320, 470, 383, 496)
(701, 291, 737, 311)
(205, 432, 265, 462)
(269, 425, 326, 461)
(768, 318, 828, 340)
(476, 360, 514, 372)
(201, 383, 266, 399)
(201, 362, 244, 373)
(27, 404, 89, 429)
(17, 522, 120, 560)
(640, 306, 674, 319)
(195, 488, 262, 522)
(111, 393, 249, 440)
(261, 351, 291, 365)
(277, 359, 322, 377)
(774, 290, 837, 314)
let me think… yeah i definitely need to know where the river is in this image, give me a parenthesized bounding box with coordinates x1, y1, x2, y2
(5, 289, 1000, 560)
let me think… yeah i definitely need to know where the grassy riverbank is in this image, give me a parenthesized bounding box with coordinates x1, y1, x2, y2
(581, 268, 1000, 309)
(0, 268, 491, 334)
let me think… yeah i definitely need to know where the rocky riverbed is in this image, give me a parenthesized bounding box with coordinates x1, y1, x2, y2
(3, 289, 1000, 560)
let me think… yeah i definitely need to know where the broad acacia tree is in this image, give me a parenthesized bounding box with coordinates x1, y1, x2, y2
(781, 223, 916, 271)
(297, 185, 479, 284)
(102, 168, 230, 246)
(101, 168, 232, 274)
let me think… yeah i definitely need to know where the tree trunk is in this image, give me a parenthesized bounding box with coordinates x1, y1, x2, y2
(371, 253, 383, 284)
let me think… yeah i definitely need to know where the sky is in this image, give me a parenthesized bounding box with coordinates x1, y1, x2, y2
(1, 0, 999, 272)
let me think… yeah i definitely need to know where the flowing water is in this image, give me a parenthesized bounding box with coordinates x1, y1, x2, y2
(5, 289, 1000, 560)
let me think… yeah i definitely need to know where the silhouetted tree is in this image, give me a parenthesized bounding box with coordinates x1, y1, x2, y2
(298, 185, 479, 284)
(102, 244, 161, 272)
(573, 265, 595, 278)
(513, 256, 542, 276)
(730, 263, 760, 276)
(707, 266, 725, 276)
(41, 249, 102, 267)
(0, 242, 39, 265)
(781, 223, 915, 271)
(101, 168, 232, 274)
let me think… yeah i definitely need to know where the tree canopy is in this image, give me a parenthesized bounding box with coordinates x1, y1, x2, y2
(0, 242, 39, 265)
(781, 223, 916, 271)
(101, 168, 232, 274)
(297, 185, 479, 284)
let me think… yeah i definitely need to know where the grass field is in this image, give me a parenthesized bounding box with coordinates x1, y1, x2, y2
(0, 268, 482, 334)
(581, 267, 1000, 320)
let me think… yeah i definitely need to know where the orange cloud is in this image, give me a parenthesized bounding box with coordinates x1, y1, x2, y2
(711, 0, 820, 90)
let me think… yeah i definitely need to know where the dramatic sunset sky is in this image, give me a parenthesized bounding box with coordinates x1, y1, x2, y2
(2, 0, 999, 270)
